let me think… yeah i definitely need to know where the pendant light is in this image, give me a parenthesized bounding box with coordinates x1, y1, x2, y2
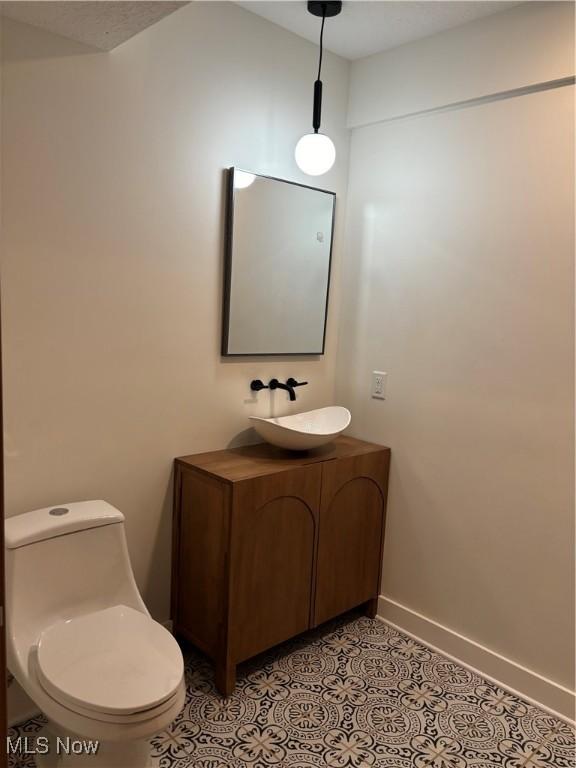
(295, 1, 342, 176)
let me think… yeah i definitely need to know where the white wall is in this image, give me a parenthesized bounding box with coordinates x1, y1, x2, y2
(2, 0, 574, 720)
(348, 1, 574, 127)
(337, 2, 575, 714)
(0, 2, 350, 620)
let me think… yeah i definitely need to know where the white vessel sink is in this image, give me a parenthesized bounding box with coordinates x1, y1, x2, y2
(249, 406, 351, 451)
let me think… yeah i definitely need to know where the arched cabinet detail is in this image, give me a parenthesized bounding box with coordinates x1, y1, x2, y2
(314, 455, 389, 625)
(230, 475, 319, 667)
(172, 437, 390, 695)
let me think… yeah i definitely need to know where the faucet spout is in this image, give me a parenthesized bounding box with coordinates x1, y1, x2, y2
(269, 378, 296, 401)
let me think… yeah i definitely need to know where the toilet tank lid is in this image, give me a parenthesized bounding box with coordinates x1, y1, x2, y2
(5, 500, 124, 549)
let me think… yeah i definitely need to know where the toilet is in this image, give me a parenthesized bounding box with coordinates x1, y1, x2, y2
(5, 500, 186, 767)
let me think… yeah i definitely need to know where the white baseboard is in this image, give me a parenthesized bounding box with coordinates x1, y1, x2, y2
(377, 595, 575, 725)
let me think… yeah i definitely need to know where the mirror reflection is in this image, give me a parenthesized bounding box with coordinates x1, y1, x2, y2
(222, 168, 335, 356)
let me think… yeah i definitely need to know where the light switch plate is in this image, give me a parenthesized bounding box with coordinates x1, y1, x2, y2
(372, 371, 387, 399)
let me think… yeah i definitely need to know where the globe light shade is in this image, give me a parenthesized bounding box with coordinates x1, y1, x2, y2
(295, 133, 336, 176)
(234, 170, 256, 189)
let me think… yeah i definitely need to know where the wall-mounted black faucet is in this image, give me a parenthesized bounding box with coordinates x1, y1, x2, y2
(251, 378, 309, 402)
(286, 377, 308, 393)
(270, 377, 308, 402)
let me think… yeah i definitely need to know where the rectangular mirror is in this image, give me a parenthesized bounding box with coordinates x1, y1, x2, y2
(222, 168, 335, 356)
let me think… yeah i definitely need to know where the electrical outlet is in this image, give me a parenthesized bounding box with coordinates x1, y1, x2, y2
(371, 371, 387, 400)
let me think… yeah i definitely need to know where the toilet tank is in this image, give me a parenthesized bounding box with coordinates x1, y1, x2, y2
(5, 501, 148, 650)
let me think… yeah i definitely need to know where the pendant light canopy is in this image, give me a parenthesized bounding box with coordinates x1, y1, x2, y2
(295, 1, 342, 176)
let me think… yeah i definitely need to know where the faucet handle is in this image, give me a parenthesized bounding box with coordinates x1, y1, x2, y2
(286, 377, 308, 388)
(250, 379, 269, 392)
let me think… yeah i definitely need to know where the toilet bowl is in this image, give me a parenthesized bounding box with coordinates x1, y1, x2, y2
(5, 500, 186, 767)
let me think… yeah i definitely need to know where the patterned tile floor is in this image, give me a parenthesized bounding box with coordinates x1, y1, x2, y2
(8, 613, 576, 767)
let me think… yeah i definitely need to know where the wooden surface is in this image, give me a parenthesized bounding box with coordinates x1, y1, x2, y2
(230, 466, 320, 665)
(0, 294, 5, 766)
(171, 436, 390, 696)
(314, 450, 390, 626)
(172, 469, 231, 657)
(176, 435, 385, 483)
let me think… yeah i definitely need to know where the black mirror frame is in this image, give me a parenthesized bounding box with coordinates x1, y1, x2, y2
(221, 167, 336, 357)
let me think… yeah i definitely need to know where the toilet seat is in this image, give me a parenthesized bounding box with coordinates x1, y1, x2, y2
(36, 605, 184, 718)
(40, 682, 183, 724)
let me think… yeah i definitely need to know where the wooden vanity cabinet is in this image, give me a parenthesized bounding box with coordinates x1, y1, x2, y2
(171, 436, 390, 695)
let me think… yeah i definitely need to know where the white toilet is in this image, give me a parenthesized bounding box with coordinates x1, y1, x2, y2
(5, 500, 186, 767)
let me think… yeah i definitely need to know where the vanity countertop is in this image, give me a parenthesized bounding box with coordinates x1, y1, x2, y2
(176, 435, 389, 484)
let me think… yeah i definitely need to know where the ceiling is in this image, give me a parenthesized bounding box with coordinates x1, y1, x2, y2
(0, 1, 522, 57)
(0, 1, 188, 51)
(236, 1, 522, 60)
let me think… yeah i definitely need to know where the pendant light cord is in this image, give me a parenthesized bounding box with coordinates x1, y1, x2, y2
(317, 4, 326, 81)
(312, 3, 328, 134)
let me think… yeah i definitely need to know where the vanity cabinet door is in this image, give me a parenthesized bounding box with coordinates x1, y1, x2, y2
(229, 465, 321, 664)
(314, 451, 390, 626)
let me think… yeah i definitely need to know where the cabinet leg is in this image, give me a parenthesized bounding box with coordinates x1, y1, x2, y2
(215, 659, 236, 697)
(364, 597, 379, 620)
